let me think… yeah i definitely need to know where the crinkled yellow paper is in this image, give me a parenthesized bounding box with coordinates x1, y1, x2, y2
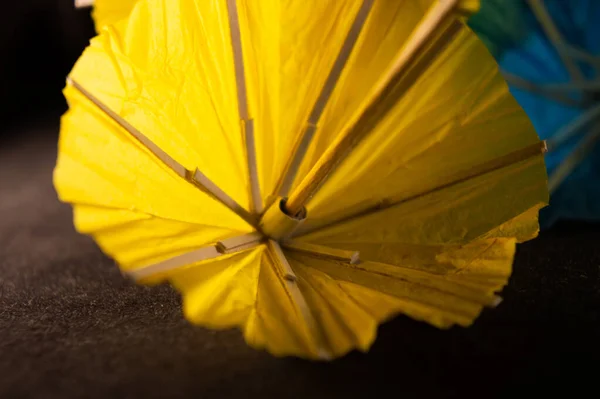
(55, 0, 548, 360)
(90, 0, 138, 33)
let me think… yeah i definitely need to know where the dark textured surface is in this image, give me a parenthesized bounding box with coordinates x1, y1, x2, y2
(1, 124, 599, 398)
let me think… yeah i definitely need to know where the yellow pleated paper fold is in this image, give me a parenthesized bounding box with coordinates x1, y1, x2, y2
(55, 0, 548, 360)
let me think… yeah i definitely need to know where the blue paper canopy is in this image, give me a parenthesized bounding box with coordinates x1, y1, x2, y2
(469, 0, 600, 228)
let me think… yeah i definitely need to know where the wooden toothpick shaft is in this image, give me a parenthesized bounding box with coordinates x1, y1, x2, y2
(284, 0, 461, 216)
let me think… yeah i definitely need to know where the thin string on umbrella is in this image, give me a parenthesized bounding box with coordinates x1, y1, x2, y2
(274, 0, 375, 199)
(293, 140, 548, 238)
(283, 0, 464, 217)
(67, 78, 257, 228)
(548, 124, 600, 194)
(225, 0, 262, 214)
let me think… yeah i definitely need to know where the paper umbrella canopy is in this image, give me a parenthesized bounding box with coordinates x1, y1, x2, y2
(75, 0, 138, 32)
(55, 0, 549, 360)
(469, 0, 600, 228)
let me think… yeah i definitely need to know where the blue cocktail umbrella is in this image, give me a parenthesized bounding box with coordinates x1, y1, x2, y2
(469, 0, 600, 228)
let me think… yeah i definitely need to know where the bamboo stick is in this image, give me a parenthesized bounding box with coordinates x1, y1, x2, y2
(284, 0, 461, 216)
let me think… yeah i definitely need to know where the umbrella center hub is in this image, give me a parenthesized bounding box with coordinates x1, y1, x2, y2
(259, 197, 307, 240)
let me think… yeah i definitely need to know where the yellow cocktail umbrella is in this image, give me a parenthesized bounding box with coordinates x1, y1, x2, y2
(75, 0, 138, 33)
(56, 0, 548, 360)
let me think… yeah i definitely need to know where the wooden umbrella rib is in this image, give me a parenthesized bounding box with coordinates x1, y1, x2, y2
(284, 0, 462, 216)
(294, 140, 548, 238)
(68, 78, 188, 178)
(267, 240, 332, 360)
(67, 78, 257, 228)
(287, 249, 505, 310)
(127, 235, 263, 281)
(191, 168, 257, 227)
(306, 0, 374, 125)
(127, 245, 222, 281)
(226, 0, 262, 215)
(225, 0, 249, 120)
(216, 232, 264, 254)
(267, 240, 297, 282)
(275, 0, 375, 198)
(286, 251, 486, 320)
(501, 71, 585, 108)
(542, 80, 600, 92)
(561, 44, 600, 70)
(526, 0, 585, 85)
(546, 103, 600, 152)
(282, 240, 360, 265)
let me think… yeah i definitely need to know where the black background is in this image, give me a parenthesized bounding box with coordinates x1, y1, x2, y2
(0, 1, 94, 134)
(0, 2, 598, 398)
